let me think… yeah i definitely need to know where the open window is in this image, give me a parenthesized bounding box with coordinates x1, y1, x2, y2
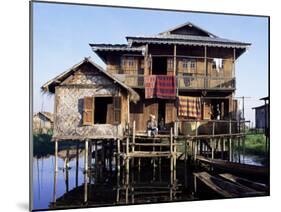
(94, 97, 113, 124)
(83, 96, 118, 125)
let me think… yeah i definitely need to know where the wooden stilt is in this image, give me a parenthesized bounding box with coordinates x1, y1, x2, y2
(238, 137, 241, 163)
(84, 139, 88, 172)
(117, 139, 120, 172)
(84, 169, 88, 203)
(125, 136, 129, 175)
(55, 139, 58, 173)
(221, 137, 224, 159)
(194, 175, 197, 194)
(88, 140, 92, 170)
(173, 136, 177, 181)
(170, 128, 173, 183)
(131, 121, 136, 168)
(229, 120, 232, 162)
(243, 136, 245, 163)
(75, 142, 79, 187)
(53, 169, 57, 203)
(184, 140, 188, 188)
(211, 139, 214, 159)
(109, 140, 113, 173)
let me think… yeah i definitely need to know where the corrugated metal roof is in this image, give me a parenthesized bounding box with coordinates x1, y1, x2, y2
(126, 34, 250, 48)
(90, 44, 144, 52)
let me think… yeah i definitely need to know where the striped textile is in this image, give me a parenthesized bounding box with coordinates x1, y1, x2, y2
(178, 96, 201, 118)
(144, 75, 157, 99)
(144, 75, 176, 99)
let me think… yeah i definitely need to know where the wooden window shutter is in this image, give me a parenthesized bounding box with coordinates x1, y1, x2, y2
(113, 96, 121, 124)
(83, 96, 94, 125)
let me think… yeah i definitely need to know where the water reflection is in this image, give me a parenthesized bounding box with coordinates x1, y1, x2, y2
(33, 146, 267, 210)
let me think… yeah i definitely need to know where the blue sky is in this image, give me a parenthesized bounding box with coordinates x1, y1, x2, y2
(33, 2, 268, 124)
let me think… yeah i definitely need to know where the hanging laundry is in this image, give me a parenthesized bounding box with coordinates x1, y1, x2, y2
(144, 75, 176, 99)
(155, 75, 177, 99)
(213, 58, 223, 72)
(144, 75, 157, 99)
(178, 96, 201, 118)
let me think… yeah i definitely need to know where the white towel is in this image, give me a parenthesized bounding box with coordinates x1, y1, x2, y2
(213, 58, 223, 72)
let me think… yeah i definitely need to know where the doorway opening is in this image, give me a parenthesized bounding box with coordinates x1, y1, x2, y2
(152, 57, 167, 75)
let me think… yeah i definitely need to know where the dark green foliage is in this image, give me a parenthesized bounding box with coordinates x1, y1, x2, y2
(33, 133, 54, 157)
(243, 134, 267, 156)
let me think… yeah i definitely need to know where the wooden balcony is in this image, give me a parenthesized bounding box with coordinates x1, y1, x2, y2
(113, 74, 235, 90)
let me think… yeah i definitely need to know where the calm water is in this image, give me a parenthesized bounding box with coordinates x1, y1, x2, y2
(32, 148, 266, 211)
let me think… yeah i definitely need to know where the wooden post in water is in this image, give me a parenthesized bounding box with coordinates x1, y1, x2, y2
(109, 140, 113, 174)
(221, 137, 224, 159)
(132, 120, 136, 168)
(229, 120, 232, 162)
(84, 168, 88, 203)
(173, 136, 177, 181)
(237, 137, 240, 163)
(125, 136, 130, 175)
(184, 139, 188, 188)
(88, 140, 92, 170)
(211, 138, 214, 159)
(84, 139, 88, 172)
(76, 142, 79, 187)
(117, 139, 120, 172)
(55, 139, 58, 173)
(170, 127, 174, 183)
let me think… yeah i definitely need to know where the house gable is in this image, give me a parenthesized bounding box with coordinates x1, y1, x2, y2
(159, 22, 218, 37)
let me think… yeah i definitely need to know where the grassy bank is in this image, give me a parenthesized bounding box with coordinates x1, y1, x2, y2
(242, 134, 267, 156)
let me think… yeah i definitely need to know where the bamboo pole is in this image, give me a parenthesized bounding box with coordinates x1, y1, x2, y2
(88, 140, 92, 170)
(55, 140, 58, 173)
(95, 141, 98, 170)
(229, 120, 232, 162)
(84, 139, 88, 172)
(117, 139, 120, 172)
(211, 139, 214, 159)
(132, 121, 136, 168)
(173, 134, 177, 181)
(76, 142, 79, 187)
(84, 168, 88, 203)
(53, 169, 57, 203)
(125, 137, 129, 174)
(170, 127, 173, 182)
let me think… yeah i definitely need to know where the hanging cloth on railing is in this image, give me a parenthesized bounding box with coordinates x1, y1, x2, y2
(213, 58, 223, 72)
(178, 96, 201, 118)
(144, 75, 157, 99)
(144, 75, 176, 99)
(155, 75, 176, 99)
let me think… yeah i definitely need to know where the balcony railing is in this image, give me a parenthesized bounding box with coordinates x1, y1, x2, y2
(114, 74, 235, 90)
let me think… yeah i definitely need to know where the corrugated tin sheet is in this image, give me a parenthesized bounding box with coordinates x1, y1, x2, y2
(126, 35, 250, 48)
(90, 44, 144, 52)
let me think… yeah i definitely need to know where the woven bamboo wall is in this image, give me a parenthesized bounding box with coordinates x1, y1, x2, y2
(53, 64, 127, 140)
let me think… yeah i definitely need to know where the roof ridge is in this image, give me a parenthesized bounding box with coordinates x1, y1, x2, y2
(158, 21, 219, 38)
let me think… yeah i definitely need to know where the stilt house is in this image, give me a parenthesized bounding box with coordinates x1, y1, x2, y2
(42, 58, 139, 140)
(90, 22, 250, 135)
(42, 21, 250, 141)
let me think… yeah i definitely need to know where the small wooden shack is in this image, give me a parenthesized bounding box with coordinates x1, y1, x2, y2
(252, 96, 269, 135)
(33, 112, 54, 134)
(41, 58, 140, 141)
